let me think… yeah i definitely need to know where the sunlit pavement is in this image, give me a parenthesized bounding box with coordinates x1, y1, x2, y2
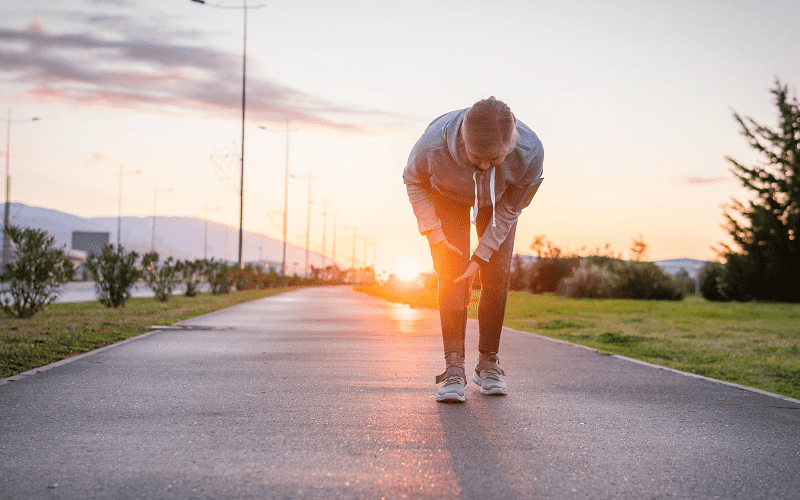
(1, 286, 798, 500)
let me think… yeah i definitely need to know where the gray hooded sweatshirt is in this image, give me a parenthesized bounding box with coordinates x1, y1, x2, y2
(403, 108, 544, 263)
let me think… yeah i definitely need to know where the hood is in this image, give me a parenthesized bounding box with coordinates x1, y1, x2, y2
(442, 109, 482, 173)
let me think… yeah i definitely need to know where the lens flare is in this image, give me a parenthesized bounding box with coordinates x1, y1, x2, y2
(394, 257, 421, 281)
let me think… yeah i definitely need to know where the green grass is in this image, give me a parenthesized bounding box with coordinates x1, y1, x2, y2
(1, 288, 298, 379)
(356, 284, 800, 401)
(499, 292, 800, 400)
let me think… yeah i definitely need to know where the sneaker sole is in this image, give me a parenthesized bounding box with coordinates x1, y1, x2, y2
(436, 392, 465, 402)
(472, 372, 507, 395)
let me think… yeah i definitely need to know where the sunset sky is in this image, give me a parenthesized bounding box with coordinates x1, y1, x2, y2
(2, 0, 798, 276)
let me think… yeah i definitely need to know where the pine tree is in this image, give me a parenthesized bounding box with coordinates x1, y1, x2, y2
(722, 79, 800, 302)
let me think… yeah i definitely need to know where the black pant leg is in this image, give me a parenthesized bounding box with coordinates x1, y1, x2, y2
(430, 195, 471, 356)
(475, 207, 517, 355)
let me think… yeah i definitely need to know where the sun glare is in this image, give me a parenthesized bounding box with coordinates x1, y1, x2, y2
(395, 257, 421, 281)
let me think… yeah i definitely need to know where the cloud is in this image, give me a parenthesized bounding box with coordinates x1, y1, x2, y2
(0, 21, 409, 132)
(675, 176, 729, 186)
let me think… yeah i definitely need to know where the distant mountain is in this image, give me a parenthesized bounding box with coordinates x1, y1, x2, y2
(4, 203, 331, 275)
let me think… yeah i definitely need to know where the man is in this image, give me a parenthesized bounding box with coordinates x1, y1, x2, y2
(403, 96, 544, 402)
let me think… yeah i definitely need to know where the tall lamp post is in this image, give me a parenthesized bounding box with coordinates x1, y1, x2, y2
(331, 212, 337, 265)
(117, 166, 141, 248)
(343, 225, 357, 269)
(3, 110, 39, 267)
(151, 185, 173, 254)
(283, 120, 290, 275)
(190, 0, 264, 269)
(257, 119, 292, 276)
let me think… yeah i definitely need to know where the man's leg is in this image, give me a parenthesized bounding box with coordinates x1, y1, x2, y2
(472, 207, 517, 395)
(475, 209, 517, 354)
(430, 195, 470, 402)
(430, 195, 471, 356)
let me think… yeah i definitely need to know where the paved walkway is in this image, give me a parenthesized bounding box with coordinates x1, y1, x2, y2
(1, 286, 798, 499)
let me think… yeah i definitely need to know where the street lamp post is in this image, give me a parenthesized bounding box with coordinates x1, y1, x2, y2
(151, 185, 173, 254)
(362, 235, 368, 269)
(320, 200, 328, 267)
(283, 120, 290, 275)
(117, 166, 141, 249)
(3, 110, 39, 267)
(343, 225, 357, 269)
(257, 120, 292, 275)
(331, 212, 337, 265)
(191, 0, 264, 269)
(303, 170, 317, 278)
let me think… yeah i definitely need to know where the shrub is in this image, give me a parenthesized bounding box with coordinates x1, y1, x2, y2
(232, 264, 259, 291)
(717, 253, 758, 302)
(141, 252, 181, 302)
(85, 245, 141, 308)
(0, 226, 75, 318)
(699, 262, 728, 301)
(508, 255, 533, 291)
(529, 257, 580, 294)
(673, 269, 697, 297)
(203, 260, 232, 295)
(177, 259, 205, 297)
(612, 261, 684, 300)
(557, 259, 619, 298)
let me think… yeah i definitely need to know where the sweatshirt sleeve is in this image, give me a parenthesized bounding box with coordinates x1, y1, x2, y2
(472, 150, 544, 263)
(403, 152, 447, 247)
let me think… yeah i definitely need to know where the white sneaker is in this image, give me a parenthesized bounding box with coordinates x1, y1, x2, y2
(472, 353, 507, 395)
(436, 353, 466, 402)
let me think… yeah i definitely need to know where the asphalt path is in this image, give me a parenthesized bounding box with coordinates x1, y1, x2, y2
(1, 286, 798, 499)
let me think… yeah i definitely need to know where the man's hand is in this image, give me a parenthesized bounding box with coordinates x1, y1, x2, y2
(454, 260, 480, 284)
(433, 239, 463, 256)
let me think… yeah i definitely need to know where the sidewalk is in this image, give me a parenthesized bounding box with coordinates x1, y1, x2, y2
(1, 286, 798, 499)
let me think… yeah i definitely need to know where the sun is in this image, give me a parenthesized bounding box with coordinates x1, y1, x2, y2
(394, 257, 421, 281)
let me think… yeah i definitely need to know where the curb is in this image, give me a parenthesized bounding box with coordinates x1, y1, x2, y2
(0, 329, 163, 386)
(0, 293, 289, 387)
(501, 324, 800, 406)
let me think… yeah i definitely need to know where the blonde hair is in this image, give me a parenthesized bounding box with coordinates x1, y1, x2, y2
(463, 96, 516, 156)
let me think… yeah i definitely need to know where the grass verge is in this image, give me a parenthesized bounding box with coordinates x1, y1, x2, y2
(1, 288, 298, 379)
(356, 285, 800, 400)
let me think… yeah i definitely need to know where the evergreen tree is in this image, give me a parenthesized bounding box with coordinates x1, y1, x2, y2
(722, 79, 800, 302)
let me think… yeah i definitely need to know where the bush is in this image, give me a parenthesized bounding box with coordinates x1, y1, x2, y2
(0, 226, 75, 318)
(699, 262, 728, 301)
(141, 252, 181, 302)
(549, 257, 684, 301)
(612, 261, 684, 300)
(232, 264, 259, 291)
(557, 259, 619, 298)
(85, 245, 141, 308)
(673, 269, 697, 297)
(717, 253, 758, 302)
(530, 257, 580, 294)
(203, 260, 232, 295)
(177, 259, 204, 297)
(508, 255, 532, 291)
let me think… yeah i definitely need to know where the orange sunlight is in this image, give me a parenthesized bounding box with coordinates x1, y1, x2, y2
(394, 257, 421, 281)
